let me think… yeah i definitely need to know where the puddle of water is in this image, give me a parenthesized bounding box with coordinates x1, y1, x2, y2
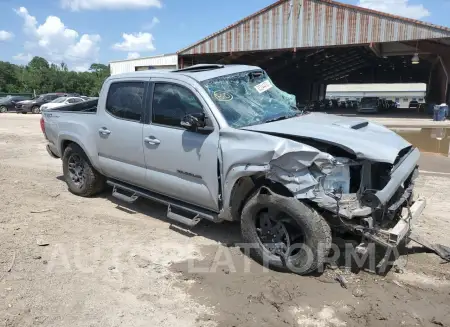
(391, 127, 450, 157)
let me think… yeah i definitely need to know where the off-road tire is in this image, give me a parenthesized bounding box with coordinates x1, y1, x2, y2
(62, 143, 105, 197)
(241, 189, 332, 275)
(31, 106, 40, 114)
(0, 106, 7, 113)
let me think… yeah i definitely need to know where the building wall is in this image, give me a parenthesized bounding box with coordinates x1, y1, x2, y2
(326, 91, 426, 107)
(110, 54, 178, 75)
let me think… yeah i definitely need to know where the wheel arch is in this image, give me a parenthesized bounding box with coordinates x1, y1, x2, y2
(226, 174, 294, 222)
(59, 136, 102, 173)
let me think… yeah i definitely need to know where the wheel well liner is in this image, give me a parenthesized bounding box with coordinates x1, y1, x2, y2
(228, 175, 294, 221)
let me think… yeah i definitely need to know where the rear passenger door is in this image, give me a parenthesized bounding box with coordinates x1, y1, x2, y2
(96, 79, 148, 187)
(142, 79, 220, 211)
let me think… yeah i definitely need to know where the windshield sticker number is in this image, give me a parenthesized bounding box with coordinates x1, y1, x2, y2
(254, 80, 273, 94)
(214, 91, 233, 101)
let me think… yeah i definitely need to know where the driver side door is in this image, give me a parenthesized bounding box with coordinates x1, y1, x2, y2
(142, 78, 220, 211)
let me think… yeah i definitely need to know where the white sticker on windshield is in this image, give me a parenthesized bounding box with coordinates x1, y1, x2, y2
(254, 80, 273, 94)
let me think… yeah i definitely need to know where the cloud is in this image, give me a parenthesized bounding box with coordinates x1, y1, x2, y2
(357, 0, 430, 20)
(112, 32, 155, 52)
(142, 17, 160, 30)
(61, 0, 162, 11)
(127, 52, 141, 59)
(0, 30, 14, 41)
(14, 7, 101, 69)
(12, 53, 33, 63)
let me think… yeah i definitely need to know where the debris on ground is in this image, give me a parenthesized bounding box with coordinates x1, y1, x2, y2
(352, 287, 365, 297)
(431, 317, 445, 326)
(36, 238, 49, 246)
(335, 274, 348, 289)
(409, 232, 450, 262)
(30, 209, 51, 214)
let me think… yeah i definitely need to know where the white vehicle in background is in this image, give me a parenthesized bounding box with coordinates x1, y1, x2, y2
(39, 97, 85, 112)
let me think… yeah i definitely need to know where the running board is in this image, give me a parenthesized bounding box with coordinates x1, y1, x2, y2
(167, 205, 202, 227)
(112, 186, 138, 203)
(107, 179, 221, 226)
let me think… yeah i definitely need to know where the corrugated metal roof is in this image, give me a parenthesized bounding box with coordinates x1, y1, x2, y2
(178, 0, 450, 55)
(327, 83, 427, 92)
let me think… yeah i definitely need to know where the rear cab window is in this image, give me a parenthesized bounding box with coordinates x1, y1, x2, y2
(105, 82, 145, 122)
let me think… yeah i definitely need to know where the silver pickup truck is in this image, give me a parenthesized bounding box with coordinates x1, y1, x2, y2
(41, 64, 426, 274)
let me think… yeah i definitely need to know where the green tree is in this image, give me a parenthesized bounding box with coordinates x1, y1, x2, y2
(0, 56, 111, 97)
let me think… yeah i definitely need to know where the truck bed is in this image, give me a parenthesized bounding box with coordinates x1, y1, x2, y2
(45, 99, 98, 113)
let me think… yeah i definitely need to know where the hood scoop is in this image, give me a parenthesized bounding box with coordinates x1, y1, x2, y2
(331, 118, 369, 130)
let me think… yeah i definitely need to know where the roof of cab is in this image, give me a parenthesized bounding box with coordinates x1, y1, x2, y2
(108, 64, 262, 83)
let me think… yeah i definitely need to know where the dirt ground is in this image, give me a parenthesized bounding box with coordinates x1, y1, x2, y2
(1, 113, 450, 327)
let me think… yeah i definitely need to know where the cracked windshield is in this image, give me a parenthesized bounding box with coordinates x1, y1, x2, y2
(202, 70, 300, 128)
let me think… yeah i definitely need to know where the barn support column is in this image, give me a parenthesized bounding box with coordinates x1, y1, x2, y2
(427, 57, 448, 105)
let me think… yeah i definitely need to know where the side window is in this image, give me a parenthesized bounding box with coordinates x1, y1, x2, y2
(152, 83, 204, 127)
(68, 98, 83, 104)
(106, 82, 145, 122)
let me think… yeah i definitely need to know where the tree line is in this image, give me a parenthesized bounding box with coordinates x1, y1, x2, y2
(0, 56, 110, 97)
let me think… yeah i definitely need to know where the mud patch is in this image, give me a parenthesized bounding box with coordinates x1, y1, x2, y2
(171, 245, 450, 327)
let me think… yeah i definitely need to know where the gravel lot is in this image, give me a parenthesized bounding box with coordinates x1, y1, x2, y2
(1, 113, 450, 327)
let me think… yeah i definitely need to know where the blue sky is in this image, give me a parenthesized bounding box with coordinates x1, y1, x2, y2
(0, 0, 448, 71)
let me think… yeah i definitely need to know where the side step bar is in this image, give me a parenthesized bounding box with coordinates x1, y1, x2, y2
(107, 179, 221, 227)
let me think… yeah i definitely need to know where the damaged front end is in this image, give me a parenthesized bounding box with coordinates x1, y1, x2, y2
(267, 142, 426, 253)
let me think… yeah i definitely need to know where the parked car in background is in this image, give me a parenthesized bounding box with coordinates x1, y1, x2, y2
(357, 97, 382, 113)
(0, 95, 31, 113)
(408, 100, 419, 109)
(15, 93, 67, 114)
(40, 96, 85, 112)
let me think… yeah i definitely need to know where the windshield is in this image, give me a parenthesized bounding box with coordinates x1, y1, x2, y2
(51, 97, 67, 103)
(201, 70, 299, 128)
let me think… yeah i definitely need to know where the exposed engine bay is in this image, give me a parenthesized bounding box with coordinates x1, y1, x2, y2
(264, 134, 423, 250)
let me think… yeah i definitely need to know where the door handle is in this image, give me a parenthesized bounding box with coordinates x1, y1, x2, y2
(99, 128, 111, 135)
(144, 136, 161, 145)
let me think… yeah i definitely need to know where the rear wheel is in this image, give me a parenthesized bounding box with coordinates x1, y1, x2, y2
(0, 106, 7, 113)
(31, 106, 40, 114)
(62, 143, 105, 197)
(241, 188, 331, 275)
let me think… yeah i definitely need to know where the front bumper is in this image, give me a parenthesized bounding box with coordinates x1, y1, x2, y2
(387, 196, 426, 245)
(15, 104, 32, 112)
(362, 148, 420, 208)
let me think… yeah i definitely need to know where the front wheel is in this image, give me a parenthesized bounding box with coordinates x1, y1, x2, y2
(241, 188, 331, 275)
(0, 106, 7, 113)
(31, 106, 40, 114)
(62, 143, 106, 197)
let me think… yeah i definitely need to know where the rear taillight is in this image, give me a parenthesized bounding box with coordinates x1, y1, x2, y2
(40, 117, 45, 134)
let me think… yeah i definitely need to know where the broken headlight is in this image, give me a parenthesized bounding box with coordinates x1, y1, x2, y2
(316, 157, 351, 194)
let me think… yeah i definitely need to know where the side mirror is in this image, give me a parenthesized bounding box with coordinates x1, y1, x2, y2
(180, 113, 206, 131)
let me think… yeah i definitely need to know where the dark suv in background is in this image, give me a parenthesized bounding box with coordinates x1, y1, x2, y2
(15, 93, 68, 114)
(0, 95, 32, 113)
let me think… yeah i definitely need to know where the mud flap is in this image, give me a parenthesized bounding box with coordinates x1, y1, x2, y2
(408, 232, 450, 262)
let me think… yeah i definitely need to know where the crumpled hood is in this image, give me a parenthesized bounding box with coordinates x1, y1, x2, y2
(243, 113, 411, 163)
